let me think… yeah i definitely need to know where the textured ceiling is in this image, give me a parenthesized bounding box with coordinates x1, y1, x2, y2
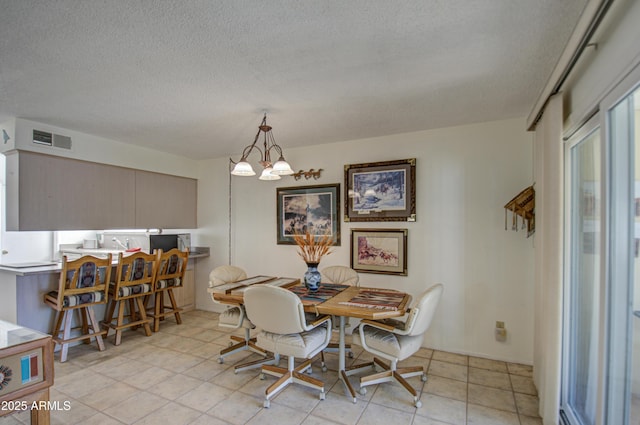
(0, 0, 587, 159)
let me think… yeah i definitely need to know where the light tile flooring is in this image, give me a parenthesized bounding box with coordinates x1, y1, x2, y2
(0, 310, 541, 425)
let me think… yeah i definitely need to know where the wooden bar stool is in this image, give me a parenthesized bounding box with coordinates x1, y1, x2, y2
(44, 254, 112, 362)
(102, 251, 159, 345)
(148, 248, 189, 332)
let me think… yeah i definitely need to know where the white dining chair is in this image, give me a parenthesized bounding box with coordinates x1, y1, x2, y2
(348, 283, 443, 407)
(244, 285, 332, 408)
(208, 265, 272, 372)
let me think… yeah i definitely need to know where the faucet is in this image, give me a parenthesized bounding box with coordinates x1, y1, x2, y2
(112, 237, 130, 250)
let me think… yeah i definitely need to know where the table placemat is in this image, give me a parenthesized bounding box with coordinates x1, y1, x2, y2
(289, 283, 350, 306)
(210, 275, 274, 295)
(339, 289, 406, 311)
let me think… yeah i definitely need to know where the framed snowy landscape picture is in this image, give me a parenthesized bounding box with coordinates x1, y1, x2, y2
(344, 158, 416, 222)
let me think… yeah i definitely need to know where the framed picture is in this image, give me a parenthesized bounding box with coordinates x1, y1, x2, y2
(350, 228, 407, 276)
(344, 158, 416, 222)
(276, 184, 341, 245)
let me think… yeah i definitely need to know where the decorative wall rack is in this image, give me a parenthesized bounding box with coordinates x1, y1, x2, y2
(504, 185, 535, 237)
(291, 168, 323, 180)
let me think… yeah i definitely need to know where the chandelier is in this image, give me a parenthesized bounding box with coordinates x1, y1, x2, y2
(230, 113, 294, 180)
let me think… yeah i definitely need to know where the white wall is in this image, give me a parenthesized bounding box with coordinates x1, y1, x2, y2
(8, 118, 197, 178)
(197, 117, 535, 364)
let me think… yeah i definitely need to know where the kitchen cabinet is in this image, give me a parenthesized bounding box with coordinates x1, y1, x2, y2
(4, 150, 197, 231)
(5, 150, 136, 230)
(134, 170, 197, 229)
(171, 260, 195, 312)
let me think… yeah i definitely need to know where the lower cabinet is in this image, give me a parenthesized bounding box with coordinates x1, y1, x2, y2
(172, 261, 195, 312)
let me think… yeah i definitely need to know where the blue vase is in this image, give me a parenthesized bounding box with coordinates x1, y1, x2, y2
(304, 262, 321, 292)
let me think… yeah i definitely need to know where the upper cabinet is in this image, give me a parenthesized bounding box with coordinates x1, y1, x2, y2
(5, 150, 197, 231)
(135, 170, 197, 229)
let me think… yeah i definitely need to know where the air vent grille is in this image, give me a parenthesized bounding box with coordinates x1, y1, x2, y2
(32, 130, 72, 150)
(33, 130, 52, 146)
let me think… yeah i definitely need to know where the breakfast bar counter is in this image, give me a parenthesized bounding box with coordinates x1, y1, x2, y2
(0, 248, 209, 333)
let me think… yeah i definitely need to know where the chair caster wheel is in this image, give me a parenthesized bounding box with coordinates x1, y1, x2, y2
(348, 351, 354, 358)
(322, 365, 328, 372)
(421, 374, 427, 382)
(260, 373, 266, 380)
(263, 400, 270, 408)
(217, 357, 224, 364)
(415, 400, 422, 408)
(359, 387, 367, 396)
(228, 341, 234, 347)
(319, 391, 325, 400)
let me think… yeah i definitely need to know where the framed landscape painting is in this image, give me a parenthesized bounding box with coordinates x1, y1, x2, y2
(276, 184, 340, 245)
(344, 158, 416, 222)
(350, 228, 407, 275)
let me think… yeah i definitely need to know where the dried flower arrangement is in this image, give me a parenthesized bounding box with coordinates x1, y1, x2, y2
(293, 230, 334, 264)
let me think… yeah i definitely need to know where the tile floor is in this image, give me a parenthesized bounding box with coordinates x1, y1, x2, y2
(0, 310, 541, 425)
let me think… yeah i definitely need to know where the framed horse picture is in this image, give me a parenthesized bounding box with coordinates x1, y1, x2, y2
(350, 228, 407, 275)
(276, 184, 341, 245)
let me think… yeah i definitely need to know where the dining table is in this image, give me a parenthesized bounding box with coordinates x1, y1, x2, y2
(211, 277, 411, 402)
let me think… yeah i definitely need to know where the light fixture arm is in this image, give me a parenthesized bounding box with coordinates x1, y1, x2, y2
(238, 118, 267, 163)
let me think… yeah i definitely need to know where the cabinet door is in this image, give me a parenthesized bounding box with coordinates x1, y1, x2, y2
(134, 170, 197, 229)
(171, 266, 195, 312)
(183, 268, 195, 311)
(6, 151, 136, 230)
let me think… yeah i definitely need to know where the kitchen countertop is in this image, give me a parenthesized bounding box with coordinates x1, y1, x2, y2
(0, 247, 209, 276)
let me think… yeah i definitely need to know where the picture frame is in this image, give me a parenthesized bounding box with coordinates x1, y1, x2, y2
(350, 228, 407, 276)
(344, 158, 416, 222)
(276, 183, 341, 245)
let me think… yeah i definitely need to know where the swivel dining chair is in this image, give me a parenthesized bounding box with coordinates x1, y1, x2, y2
(208, 265, 271, 372)
(321, 266, 360, 287)
(348, 283, 443, 408)
(320, 265, 359, 360)
(44, 254, 112, 362)
(148, 248, 189, 332)
(102, 251, 160, 345)
(244, 285, 332, 408)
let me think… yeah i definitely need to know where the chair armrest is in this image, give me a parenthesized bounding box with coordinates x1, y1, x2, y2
(360, 319, 396, 332)
(309, 315, 331, 328)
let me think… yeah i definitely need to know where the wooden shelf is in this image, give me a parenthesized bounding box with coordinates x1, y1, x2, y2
(504, 185, 535, 237)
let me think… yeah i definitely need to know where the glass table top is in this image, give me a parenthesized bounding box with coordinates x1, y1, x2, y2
(0, 320, 49, 350)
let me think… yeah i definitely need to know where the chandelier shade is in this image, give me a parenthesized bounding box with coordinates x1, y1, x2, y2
(230, 160, 256, 176)
(272, 157, 294, 175)
(259, 166, 281, 180)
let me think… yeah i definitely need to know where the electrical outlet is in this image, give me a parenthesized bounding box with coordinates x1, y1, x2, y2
(495, 321, 507, 341)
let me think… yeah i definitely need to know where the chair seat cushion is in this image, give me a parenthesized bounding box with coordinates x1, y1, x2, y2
(111, 282, 152, 298)
(352, 326, 423, 361)
(156, 277, 182, 289)
(219, 306, 253, 329)
(258, 325, 329, 359)
(47, 290, 104, 308)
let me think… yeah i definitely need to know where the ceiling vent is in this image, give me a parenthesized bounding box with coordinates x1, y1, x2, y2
(33, 129, 72, 150)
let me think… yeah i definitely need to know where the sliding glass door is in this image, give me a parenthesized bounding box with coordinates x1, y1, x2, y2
(606, 84, 640, 425)
(562, 120, 602, 425)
